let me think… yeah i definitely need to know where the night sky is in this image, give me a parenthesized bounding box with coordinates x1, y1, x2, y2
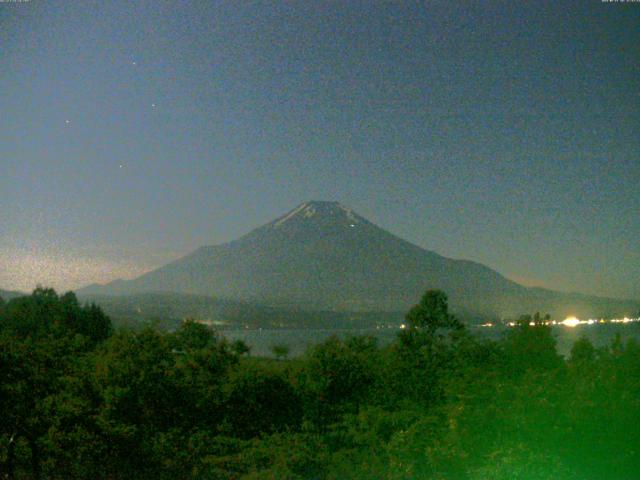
(1, 1, 638, 299)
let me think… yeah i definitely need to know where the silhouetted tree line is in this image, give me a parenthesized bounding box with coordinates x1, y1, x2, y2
(1, 288, 639, 479)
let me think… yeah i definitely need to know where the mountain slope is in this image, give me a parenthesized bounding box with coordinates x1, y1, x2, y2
(79, 201, 639, 319)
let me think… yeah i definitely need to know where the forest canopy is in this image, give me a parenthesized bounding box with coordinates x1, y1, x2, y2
(1, 288, 639, 479)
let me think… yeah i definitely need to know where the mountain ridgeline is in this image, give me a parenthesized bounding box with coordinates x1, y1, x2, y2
(79, 201, 638, 321)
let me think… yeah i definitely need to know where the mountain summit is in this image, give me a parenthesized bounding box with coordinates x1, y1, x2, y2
(80, 202, 638, 319)
(269, 201, 364, 228)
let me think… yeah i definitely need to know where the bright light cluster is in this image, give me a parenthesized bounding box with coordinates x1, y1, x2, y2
(560, 317, 581, 327)
(501, 316, 640, 328)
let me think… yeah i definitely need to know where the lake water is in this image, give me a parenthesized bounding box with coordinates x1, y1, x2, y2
(222, 323, 640, 358)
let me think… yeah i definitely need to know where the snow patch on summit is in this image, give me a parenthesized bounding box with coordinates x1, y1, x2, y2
(273, 203, 309, 227)
(303, 205, 316, 218)
(273, 201, 362, 228)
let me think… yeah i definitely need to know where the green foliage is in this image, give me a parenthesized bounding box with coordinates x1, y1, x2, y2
(223, 362, 302, 438)
(231, 339, 251, 356)
(503, 313, 563, 374)
(297, 335, 377, 426)
(1, 288, 640, 478)
(570, 335, 596, 364)
(271, 343, 290, 360)
(0, 287, 112, 343)
(170, 318, 216, 350)
(404, 290, 462, 335)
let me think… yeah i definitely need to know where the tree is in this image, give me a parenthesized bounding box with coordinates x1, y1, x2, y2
(298, 336, 375, 426)
(570, 336, 596, 364)
(398, 290, 463, 355)
(0, 288, 111, 344)
(404, 290, 462, 335)
(223, 362, 301, 438)
(170, 319, 216, 351)
(271, 344, 290, 360)
(503, 313, 562, 373)
(231, 339, 250, 356)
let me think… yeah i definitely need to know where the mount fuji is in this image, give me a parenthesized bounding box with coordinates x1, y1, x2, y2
(79, 201, 638, 320)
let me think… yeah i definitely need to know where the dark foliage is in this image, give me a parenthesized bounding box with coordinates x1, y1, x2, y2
(1, 289, 639, 479)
